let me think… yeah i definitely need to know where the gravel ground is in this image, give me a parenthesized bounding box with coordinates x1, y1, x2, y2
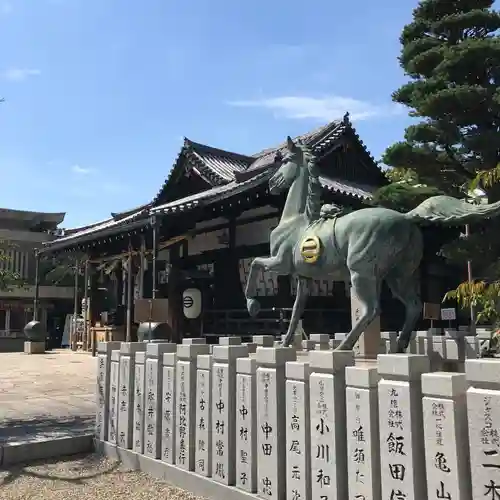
(0, 453, 205, 500)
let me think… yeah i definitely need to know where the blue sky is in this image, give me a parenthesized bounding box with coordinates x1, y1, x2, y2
(0, 0, 421, 227)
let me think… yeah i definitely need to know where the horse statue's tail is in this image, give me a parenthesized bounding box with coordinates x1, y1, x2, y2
(404, 195, 500, 225)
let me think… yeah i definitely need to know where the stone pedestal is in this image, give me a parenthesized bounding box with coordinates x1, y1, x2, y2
(117, 342, 146, 449)
(286, 361, 311, 500)
(309, 350, 354, 500)
(378, 354, 430, 500)
(175, 342, 210, 471)
(161, 352, 177, 463)
(108, 349, 120, 444)
(256, 347, 297, 500)
(211, 341, 249, 485)
(350, 288, 381, 359)
(24, 341, 45, 354)
(236, 357, 257, 493)
(422, 372, 472, 500)
(132, 351, 145, 454)
(96, 341, 121, 441)
(346, 366, 381, 500)
(195, 354, 212, 476)
(466, 359, 500, 500)
(144, 342, 176, 459)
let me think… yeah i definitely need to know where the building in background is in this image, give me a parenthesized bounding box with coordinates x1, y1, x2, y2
(0, 208, 73, 349)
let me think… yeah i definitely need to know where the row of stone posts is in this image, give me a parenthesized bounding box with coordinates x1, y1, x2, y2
(96, 336, 500, 500)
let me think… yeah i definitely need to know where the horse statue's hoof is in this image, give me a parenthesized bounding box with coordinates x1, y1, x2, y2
(247, 298, 261, 317)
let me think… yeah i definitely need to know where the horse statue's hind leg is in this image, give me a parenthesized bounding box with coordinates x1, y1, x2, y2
(337, 271, 382, 351)
(281, 276, 309, 347)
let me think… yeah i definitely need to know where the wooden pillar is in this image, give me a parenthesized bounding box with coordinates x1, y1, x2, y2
(167, 244, 182, 343)
(139, 234, 145, 298)
(33, 249, 40, 321)
(126, 241, 133, 343)
(151, 216, 158, 299)
(83, 260, 89, 350)
(71, 258, 80, 351)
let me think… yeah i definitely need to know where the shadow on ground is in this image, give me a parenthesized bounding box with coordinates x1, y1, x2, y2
(0, 453, 119, 487)
(0, 415, 95, 444)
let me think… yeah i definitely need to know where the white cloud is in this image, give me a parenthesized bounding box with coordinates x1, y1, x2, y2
(71, 165, 95, 175)
(228, 95, 402, 122)
(3, 68, 41, 82)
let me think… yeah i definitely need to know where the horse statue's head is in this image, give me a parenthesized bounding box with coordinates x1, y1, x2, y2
(269, 136, 313, 195)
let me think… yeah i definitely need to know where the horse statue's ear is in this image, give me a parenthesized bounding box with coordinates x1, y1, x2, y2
(286, 136, 296, 151)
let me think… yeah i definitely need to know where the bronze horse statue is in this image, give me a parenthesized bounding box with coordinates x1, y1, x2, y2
(245, 136, 500, 352)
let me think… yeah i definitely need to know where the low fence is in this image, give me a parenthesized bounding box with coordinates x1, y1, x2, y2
(96, 334, 499, 500)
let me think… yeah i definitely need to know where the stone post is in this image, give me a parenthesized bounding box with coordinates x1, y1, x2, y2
(378, 354, 430, 500)
(286, 361, 311, 500)
(117, 342, 146, 449)
(212, 339, 249, 485)
(236, 357, 257, 493)
(253, 335, 274, 347)
(351, 288, 381, 359)
(281, 333, 302, 350)
(144, 342, 176, 459)
(133, 351, 145, 454)
(175, 342, 210, 471)
(309, 349, 354, 500)
(346, 366, 381, 500)
(108, 349, 120, 444)
(96, 341, 121, 442)
(255, 346, 297, 500)
(195, 354, 212, 476)
(310, 334, 330, 351)
(161, 352, 177, 464)
(422, 372, 472, 500)
(466, 359, 500, 500)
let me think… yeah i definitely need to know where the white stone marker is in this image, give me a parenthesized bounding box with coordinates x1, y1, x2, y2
(466, 359, 500, 500)
(96, 341, 121, 441)
(133, 351, 146, 454)
(175, 342, 210, 471)
(161, 352, 176, 464)
(236, 357, 257, 493)
(117, 342, 146, 449)
(346, 366, 381, 500)
(256, 347, 297, 500)
(378, 354, 430, 500)
(422, 372, 472, 500)
(195, 354, 212, 476)
(309, 350, 354, 500)
(212, 339, 249, 485)
(108, 349, 120, 444)
(144, 342, 176, 459)
(286, 361, 311, 500)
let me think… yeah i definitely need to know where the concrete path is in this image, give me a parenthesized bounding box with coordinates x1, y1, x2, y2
(0, 349, 96, 444)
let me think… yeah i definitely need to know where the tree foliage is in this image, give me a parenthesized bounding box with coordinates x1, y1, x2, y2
(381, 0, 500, 281)
(0, 243, 27, 291)
(383, 0, 500, 198)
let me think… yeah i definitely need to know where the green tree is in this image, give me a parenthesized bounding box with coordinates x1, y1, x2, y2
(381, 0, 500, 280)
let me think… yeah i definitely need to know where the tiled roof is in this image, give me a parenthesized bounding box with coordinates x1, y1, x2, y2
(151, 169, 270, 215)
(319, 176, 375, 200)
(152, 139, 254, 205)
(40, 209, 150, 251)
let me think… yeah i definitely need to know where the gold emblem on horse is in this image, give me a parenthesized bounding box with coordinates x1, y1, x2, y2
(300, 235, 322, 264)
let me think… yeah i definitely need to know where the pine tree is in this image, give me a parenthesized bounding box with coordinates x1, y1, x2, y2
(382, 0, 500, 281)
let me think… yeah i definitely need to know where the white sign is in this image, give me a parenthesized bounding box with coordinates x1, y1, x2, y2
(440, 308, 456, 321)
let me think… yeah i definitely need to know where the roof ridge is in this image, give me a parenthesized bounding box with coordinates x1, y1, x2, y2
(184, 138, 255, 163)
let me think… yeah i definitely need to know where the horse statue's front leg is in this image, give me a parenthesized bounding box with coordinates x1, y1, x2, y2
(245, 254, 288, 317)
(281, 276, 309, 347)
